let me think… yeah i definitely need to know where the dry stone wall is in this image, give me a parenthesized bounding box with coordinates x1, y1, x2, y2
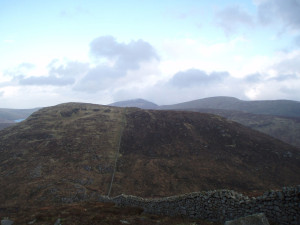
(100, 186, 300, 225)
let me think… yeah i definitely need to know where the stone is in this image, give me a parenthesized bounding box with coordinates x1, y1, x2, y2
(1, 220, 14, 225)
(27, 218, 37, 224)
(54, 218, 61, 225)
(224, 213, 270, 225)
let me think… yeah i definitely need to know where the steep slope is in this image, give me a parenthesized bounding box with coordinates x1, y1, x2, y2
(159, 96, 300, 118)
(109, 98, 158, 109)
(0, 103, 299, 209)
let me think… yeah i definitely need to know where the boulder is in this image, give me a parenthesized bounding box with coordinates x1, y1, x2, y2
(225, 213, 270, 225)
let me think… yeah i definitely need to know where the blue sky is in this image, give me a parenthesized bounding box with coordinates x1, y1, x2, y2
(1, 0, 300, 108)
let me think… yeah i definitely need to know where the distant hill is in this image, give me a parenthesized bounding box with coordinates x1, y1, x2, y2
(159, 96, 300, 118)
(0, 102, 299, 208)
(0, 108, 39, 130)
(109, 98, 158, 109)
(0, 108, 39, 121)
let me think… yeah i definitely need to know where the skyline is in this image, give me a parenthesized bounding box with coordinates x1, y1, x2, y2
(1, 0, 300, 108)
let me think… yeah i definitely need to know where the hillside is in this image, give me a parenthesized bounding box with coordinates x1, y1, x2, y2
(159, 96, 300, 118)
(175, 108, 300, 148)
(109, 97, 300, 147)
(0, 103, 299, 208)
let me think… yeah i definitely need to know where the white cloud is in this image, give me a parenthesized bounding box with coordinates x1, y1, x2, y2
(1, 32, 300, 108)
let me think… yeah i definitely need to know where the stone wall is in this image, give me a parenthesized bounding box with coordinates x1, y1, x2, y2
(101, 186, 300, 225)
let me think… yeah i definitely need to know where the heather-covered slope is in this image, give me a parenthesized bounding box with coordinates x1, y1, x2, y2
(111, 108, 300, 197)
(173, 108, 300, 148)
(0, 103, 299, 208)
(0, 103, 126, 207)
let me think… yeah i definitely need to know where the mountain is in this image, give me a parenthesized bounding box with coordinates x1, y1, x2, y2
(159, 96, 300, 118)
(109, 98, 158, 109)
(0, 102, 299, 209)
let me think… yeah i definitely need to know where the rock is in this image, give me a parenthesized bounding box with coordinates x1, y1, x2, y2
(54, 218, 61, 225)
(224, 213, 270, 225)
(27, 218, 36, 224)
(1, 220, 14, 225)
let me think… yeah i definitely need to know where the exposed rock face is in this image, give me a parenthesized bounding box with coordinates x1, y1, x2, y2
(224, 213, 269, 225)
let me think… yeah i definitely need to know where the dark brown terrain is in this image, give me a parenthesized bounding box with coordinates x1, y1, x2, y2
(111, 108, 300, 197)
(110, 97, 300, 148)
(0, 201, 223, 225)
(172, 108, 300, 148)
(0, 102, 299, 223)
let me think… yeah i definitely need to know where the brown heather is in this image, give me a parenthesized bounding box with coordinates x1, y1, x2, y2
(0, 102, 299, 223)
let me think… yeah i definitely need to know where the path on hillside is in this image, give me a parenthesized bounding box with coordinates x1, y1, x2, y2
(107, 108, 127, 197)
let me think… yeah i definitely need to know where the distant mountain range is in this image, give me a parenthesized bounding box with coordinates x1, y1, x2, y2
(111, 96, 300, 118)
(1, 102, 299, 208)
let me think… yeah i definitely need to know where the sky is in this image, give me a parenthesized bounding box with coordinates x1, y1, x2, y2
(1, 0, 300, 108)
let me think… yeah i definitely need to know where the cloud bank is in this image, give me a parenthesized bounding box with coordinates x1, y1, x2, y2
(1, 34, 300, 107)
